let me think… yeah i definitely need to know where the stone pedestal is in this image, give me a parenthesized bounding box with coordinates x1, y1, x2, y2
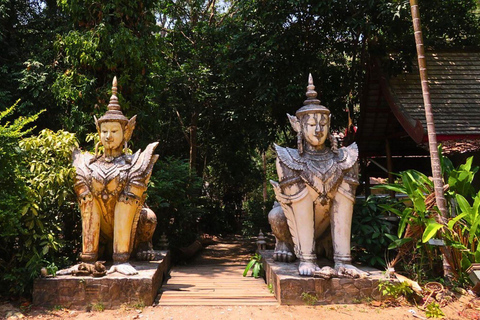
(261, 250, 388, 305)
(33, 251, 170, 310)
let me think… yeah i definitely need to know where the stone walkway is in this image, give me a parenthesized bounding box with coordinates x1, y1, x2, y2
(156, 235, 277, 306)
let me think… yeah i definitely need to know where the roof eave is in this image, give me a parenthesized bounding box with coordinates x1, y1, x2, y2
(379, 72, 425, 144)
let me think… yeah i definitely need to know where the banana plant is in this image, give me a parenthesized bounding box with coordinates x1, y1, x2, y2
(376, 170, 435, 245)
(377, 152, 480, 281)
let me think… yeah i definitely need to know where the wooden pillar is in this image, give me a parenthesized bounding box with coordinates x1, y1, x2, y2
(361, 159, 371, 197)
(385, 138, 395, 198)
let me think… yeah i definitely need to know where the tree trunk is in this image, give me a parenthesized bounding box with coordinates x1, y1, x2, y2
(409, 0, 448, 221)
(262, 151, 267, 202)
(409, 0, 451, 275)
(189, 111, 198, 175)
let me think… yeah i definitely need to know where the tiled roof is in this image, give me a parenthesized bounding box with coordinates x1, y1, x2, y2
(389, 51, 480, 137)
(356, 51, 480, 157)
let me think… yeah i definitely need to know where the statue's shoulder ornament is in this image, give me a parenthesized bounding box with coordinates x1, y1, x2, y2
(72, 149, 95, 170)
(274, 144, 306, 171)
(335, 142, 358, 171)
(336, 142, 359, 187)
(72, 149, 95, 196)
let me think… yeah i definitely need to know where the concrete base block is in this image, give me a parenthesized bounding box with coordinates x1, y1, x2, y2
(261, 250, 388, 305)
(33, 250, 170, 310)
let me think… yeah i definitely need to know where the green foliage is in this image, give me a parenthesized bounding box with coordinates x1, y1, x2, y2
(241, 148, 277, 236)
(375, 169, 446, 281)
(425, 301, 445, 318)
(377, 151, 480, 283)
(0, 103, 42, 296)
(20, 129, 79, 208)
(46, 263, 58, 278)
(378, 280, 414, 300)
(376, 170, 438, 240)
(241, 197, 271, 237)
(1, 0, 480, 297)
(0, 109, 80, 296)
(91, 302, 105, 312)
(444, 156, 478, 198)
(351, 195, 397, 268)
(148, 157, 204, 248)
(268, 283, 274, 294)
(0, 1, 67, 129)
(243, 253, 264, 279)
(419, 0, 480, 47)
(53, 0, 163, 141)
(439, 151, 480, 281)
(300, 292, 318, 306)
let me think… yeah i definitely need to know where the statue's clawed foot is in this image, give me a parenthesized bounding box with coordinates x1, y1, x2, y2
(273, 250, 295, 262)
(107, 262, 138, 275)
(136, 248, 158, 261)
(335, 263, 369, 279)
(314, 266, 337, 279)
(273, 241, 296, 262)
(299, 261, 321, 276)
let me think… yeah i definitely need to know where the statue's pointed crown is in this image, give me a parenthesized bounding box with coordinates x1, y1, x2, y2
(295, 74, 330, 118)
(97, 76, 129, 125)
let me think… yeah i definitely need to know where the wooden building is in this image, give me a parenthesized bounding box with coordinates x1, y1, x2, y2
(356, 51, 480, 191)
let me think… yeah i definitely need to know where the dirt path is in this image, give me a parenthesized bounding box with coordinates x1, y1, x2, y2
(3, 235, 480, 319)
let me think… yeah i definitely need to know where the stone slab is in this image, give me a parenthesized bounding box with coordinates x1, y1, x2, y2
(260, 250, 389, 305)
(33, 251, 170, 310)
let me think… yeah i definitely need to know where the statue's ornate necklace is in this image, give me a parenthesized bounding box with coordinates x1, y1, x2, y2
(88, 156, 130, 200)
(301, 149, 343, 206)
(303, 148, 332, 161)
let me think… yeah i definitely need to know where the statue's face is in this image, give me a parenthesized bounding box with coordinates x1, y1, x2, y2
(100, 121, 124, 151)
(302, 113, 329, 147)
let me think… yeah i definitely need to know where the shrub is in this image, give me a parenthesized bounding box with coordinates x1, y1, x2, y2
(351, 195, 397, 268)
(0, 106, 80, 297)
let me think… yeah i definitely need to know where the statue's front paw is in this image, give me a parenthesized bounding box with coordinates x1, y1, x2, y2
(335, 264, 369, 279)
(299, 261, 320, 276)
(107, 263, 138, 275)
(273, 250, 295, 262)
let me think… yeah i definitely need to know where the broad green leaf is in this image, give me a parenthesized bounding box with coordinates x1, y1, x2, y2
(388, 237, 413, 250)
(475, 251, 480, 263)
(378, 204, 402, 216)
(447, 212, 468, 230)
(374, 184, 405, 194)
(412, 190, 426, 213)
(456, 194, 472, 221)
(243, 259, 255, 277)
(469, 217, 480, 244)
(253, 262, 262, 278)
(422, 220, 444, 243)
(397, 208, 412, 238)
